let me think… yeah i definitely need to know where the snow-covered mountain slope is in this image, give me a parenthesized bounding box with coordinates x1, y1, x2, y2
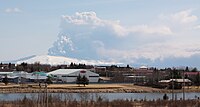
(16, 55, 122, 65)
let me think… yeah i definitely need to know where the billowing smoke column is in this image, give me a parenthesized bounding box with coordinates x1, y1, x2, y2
(48, 12, 114, 60)
(48, 33, 74, 57)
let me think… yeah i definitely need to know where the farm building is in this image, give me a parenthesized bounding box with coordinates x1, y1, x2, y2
(47, 69, 99, 83)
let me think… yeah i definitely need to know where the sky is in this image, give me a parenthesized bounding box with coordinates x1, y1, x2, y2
(1, 0, 200, 68)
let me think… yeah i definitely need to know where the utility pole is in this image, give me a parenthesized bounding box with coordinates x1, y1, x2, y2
(171, 70, 174, 101)
(45, 81, 48, 107)
(45, 79, 49, 107)
(105, 67, 107, 77)
(182, 70, 185, 101)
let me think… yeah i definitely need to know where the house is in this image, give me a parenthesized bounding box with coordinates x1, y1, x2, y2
(0, 72, 13, 76)
(184, 72, 200, 78)
(0, 63, 15, 72)
(134, 66, 153, 76)
(139, 66, 148, 70)
(125, 75, 146, 84)
(47, 69, 99, 83)
(132, 66, 154, 84)
(159, 79, 192, 89)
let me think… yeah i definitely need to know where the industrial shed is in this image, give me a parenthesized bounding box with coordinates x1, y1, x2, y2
(47, 69, 99, 83)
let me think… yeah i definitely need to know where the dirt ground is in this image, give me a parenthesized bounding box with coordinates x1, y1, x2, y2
(0, 83, 199, 93)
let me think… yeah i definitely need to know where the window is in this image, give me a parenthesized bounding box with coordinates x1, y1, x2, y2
(89, 76, 99, 77)
(67, 76, 77, 77)
(61, 75, 67, 77)
(80, 71, 86, 73)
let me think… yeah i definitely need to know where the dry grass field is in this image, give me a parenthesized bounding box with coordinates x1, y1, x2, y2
(0, 83, 200, 93)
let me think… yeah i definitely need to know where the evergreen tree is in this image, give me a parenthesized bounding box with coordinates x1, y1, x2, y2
(8, 63, 12, 69)
(46, 76, 53, 84)
(192, 67, 198, 72)
(171, 68, 182, 79)
(185, 66, 189, 72)
(70, 62, 74, 68)
(82, 75, 89, 87)
(2, 75, 8, 85)
(76, 74, 89, 86)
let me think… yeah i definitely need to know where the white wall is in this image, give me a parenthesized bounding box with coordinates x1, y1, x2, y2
(53, 70, 99, 83)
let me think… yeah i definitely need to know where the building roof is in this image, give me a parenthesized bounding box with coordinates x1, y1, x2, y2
(140, 66, 148, 69)
(0, 72, 13, 75)
(159, 80, 171, 83)
(171, 79, 191, 83)
(28, 75, 47, 80)
(47, 69, 99, 76)
(126, 76, 146, 78)
(47, 69, 83, 75)
(0, 75, 18, 79)
(159, 79, 192, 83)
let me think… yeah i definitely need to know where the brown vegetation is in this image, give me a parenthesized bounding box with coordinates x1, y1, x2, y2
(0, 94, 200, 107)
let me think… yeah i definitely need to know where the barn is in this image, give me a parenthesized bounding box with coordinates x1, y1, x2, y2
(47, 69, 99, 83)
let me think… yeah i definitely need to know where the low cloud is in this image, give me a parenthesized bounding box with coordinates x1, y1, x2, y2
(172, 10, 198, 24)
(61, 11, 172, 37)
(5, 8, 22, 13)
(98, 43, 200, 62)
(194, 25, 200, 30)
(159, 9, 198, 24)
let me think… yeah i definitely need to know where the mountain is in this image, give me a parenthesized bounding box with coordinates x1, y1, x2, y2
(16, 55, 122, 65)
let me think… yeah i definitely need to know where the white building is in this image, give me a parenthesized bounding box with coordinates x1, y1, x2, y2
(47, 69, 100, 83)
(1, 71, 47, 83)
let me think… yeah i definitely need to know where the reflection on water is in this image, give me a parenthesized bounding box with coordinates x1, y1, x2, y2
(0, 93, 200, 101)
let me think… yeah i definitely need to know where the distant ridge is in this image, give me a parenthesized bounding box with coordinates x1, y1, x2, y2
(2, 55, 37, 63)
(14, 55, 37, 62)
